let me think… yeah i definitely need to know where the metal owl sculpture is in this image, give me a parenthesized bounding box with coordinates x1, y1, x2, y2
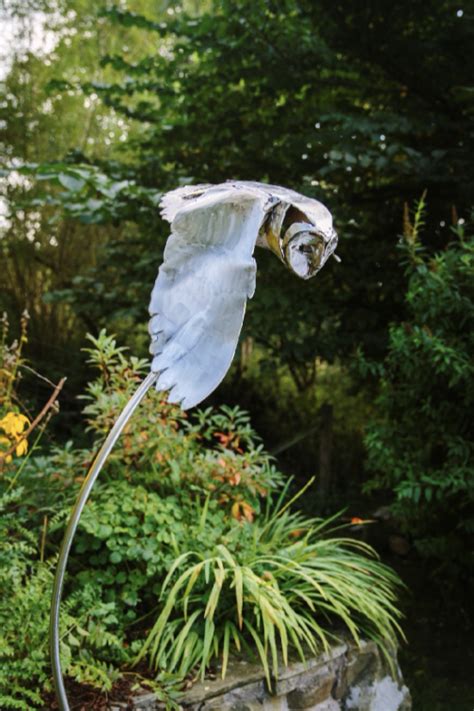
(50, 181, 338, 710)
(149, 181, 338, 409)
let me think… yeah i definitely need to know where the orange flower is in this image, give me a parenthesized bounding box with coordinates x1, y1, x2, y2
(350, 516, 374, 525)
(289, 528, 306, 538)
(231, 500, 254, 523)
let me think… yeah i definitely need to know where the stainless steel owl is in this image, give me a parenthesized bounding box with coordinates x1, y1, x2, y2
(149, 181, 338, 409)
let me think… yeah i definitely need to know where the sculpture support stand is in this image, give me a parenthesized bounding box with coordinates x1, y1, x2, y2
(49, 371, 158, 711)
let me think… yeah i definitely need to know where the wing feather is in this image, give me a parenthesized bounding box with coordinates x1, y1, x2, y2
(159, 183, 212, 223)
(149, 186, 266, 409)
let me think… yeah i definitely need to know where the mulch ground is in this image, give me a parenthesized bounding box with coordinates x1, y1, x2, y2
(43, 676, 144, 710)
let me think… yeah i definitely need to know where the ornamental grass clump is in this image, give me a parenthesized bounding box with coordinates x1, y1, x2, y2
(138, 484, 403, 686)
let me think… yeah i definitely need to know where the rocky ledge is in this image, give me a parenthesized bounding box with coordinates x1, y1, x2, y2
(120, 638, 411, 711)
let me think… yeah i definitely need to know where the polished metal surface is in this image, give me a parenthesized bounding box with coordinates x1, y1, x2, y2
(150, 182, 338, 410)
(50, 371, 158, 711)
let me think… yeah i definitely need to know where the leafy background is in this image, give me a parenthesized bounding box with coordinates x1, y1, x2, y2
(0, 0, 473, 709)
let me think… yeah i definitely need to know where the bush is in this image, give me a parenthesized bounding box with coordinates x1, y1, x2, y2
(69, 332, 284, 617)
(0, 328, 286, 706)
(0, 481, 139, 709)
(362, 220, 474, 579)
(0, 322, 134, 709)
(0, 327, 403, 707)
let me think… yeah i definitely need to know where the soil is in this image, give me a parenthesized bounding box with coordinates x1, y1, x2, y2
(43, 676, 142, 710)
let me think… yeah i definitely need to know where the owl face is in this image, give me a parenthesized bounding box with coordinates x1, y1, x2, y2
(260, 198, 338, 280)
(283, 223, 338, 280)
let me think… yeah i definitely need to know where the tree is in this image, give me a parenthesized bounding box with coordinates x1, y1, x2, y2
(27, 0, 472, 380)
(0, 0, 168, 397)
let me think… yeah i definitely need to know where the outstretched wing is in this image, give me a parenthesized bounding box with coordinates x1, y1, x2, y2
(149, 186, 267, 409)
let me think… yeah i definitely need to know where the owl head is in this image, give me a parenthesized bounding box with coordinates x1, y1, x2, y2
(283, 222, 338, 279)
(261, 200, 339, 280)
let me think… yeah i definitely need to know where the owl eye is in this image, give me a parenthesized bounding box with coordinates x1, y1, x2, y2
(298, 244, 313, 254)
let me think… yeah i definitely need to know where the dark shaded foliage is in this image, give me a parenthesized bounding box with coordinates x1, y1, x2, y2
(363, 223, 474, 578)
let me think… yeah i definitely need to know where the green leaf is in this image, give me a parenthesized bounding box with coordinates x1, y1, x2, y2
(58, 173, 85, 192)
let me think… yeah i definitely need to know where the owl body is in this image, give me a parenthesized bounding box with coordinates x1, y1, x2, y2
(160, 181, 337, 279)
(150, 181, 337, 408)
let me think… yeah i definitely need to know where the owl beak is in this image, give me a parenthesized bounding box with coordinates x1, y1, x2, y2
(326, 229, 340, 263)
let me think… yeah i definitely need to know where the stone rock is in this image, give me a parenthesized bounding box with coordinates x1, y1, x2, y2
(198, 679, 267, 710)
(132, 692, 163, 710)
(128, 637, 411, 711)
(311, 700, 341, 711)
(333, 640, 380, 701)
(201, 692, 288, 710)
(277, 661, 335, 698)
(182, 659, 266, 705)
(344, 674, 411, 711)
(286, 668, 335, 708)
(273, 644, 346, 696)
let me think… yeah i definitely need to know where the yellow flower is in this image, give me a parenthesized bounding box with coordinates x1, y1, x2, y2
(0, 412, 30, 460)
(0, 435, 13, 463)
(15, 439, 28, 457)
(0, 412, 29, 437)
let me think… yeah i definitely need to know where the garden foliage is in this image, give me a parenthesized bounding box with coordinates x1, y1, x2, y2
(0, 327, 402, 708)
(2, 2, 473, 581)
(362, 222, 474, 578)
(1, 2, 473, 706)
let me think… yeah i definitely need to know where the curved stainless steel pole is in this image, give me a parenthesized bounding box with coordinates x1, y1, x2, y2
(50, 371, 158, 711)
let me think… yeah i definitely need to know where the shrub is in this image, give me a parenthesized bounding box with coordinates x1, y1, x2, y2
(68, 331, 284, 619)
(0, 321, 132, 709)
(362, 218, 474, 579)
(0, 327, 404, 707)
(0, 484, 134, 710)
(0, 328, 286, 706)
